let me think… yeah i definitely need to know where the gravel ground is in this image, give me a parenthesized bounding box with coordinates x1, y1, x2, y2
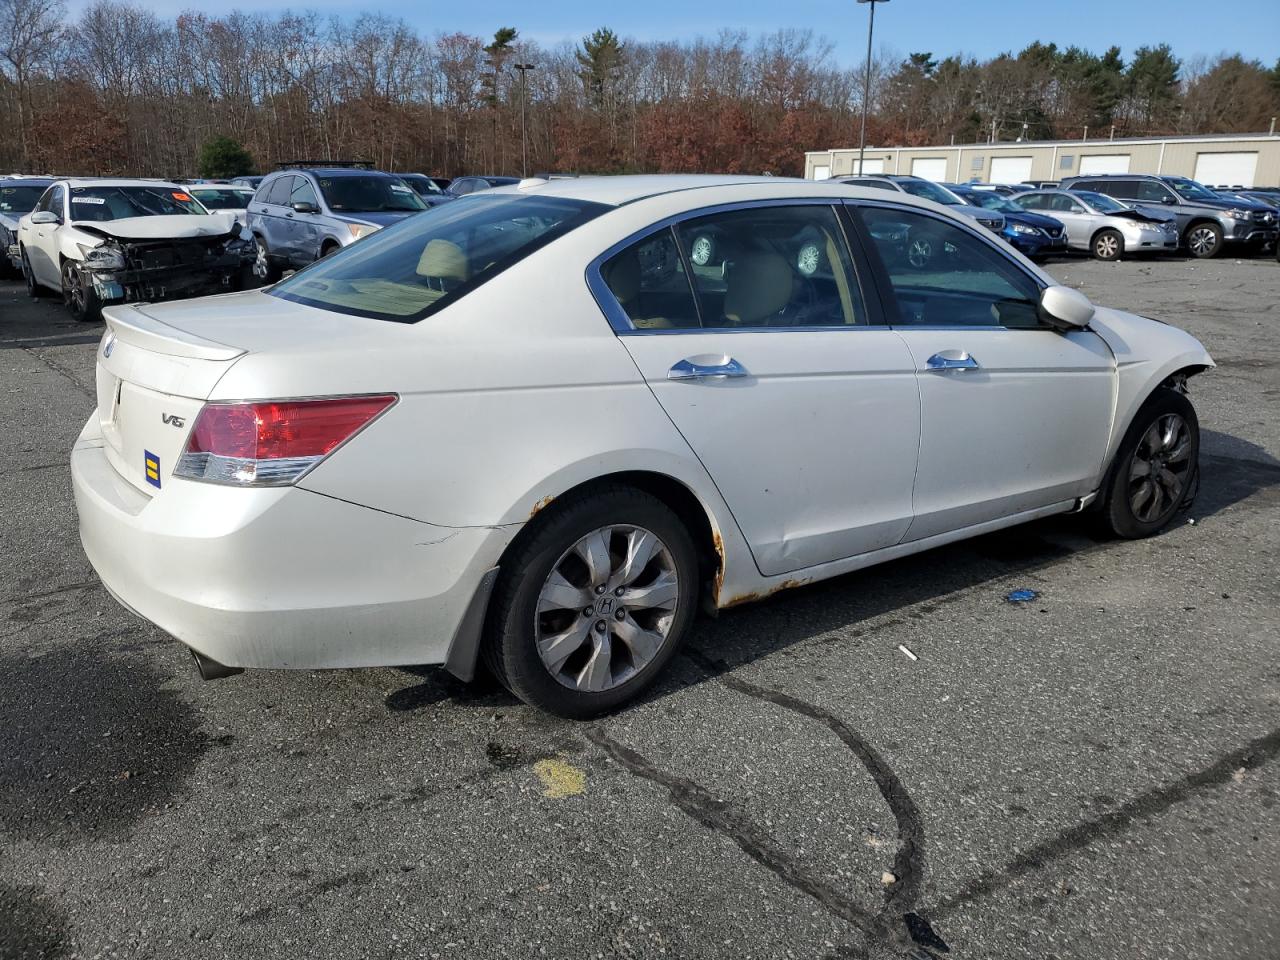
(1, 249, 1277, 960)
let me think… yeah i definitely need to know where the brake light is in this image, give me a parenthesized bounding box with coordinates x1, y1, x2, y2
(174, 394, 396, 486)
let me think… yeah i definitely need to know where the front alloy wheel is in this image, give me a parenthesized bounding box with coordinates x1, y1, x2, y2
(1098, 387, 1199, 538)
(1185, 222, 1223, 259)
(61, 260, 101, 323)
(22, 249, 39, 297)
(1092, 229, 1122, 261)
(253, 237, 281, 283)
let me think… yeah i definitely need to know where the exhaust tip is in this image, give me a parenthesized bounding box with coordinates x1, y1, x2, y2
(191, 649, 244, 681)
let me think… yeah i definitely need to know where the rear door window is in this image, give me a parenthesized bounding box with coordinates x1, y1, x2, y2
(672, 204, 866, 328)
(265, 177, 294, 206)
(600, 229, 701, 330)
(1134, 180, 1175, 203)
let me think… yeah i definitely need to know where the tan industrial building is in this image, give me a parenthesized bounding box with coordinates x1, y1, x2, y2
(804, 132, 1280, 187)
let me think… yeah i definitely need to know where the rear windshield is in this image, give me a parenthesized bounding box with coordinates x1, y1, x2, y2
(1075, 191, 1127, 214)
(0, 185, 48, 213)
(68, 186, 208, 220)
(270, 194, 608, 322)
(190, 187, 253, 209)
(897, 179, 962, 205)
(315, 175, 427, 213)
(401, 175, 443, 197)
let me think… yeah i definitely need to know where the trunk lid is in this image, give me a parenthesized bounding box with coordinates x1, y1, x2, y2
(96, 302, 246, 495)
(94, 289, 410, 494)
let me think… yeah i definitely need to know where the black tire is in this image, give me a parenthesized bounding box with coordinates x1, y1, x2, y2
(61, 260, 102, 323)
(1091, 228, 1123, 261)
(1097, 387, 1199, 539)
(482, 485, 699, 718)
(1184, 221, 1223, 259)
(318, 241, 340, 260)
(253, 235, 282, 284)
(21, 249, 40, 297)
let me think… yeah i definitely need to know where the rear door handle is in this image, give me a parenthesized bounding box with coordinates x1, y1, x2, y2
(668, 357, 749, 381)
(925, 351, 980, 372)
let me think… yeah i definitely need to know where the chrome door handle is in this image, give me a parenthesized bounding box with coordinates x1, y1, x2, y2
(925, 351, 980, 372)
(668, 357, 749, 381)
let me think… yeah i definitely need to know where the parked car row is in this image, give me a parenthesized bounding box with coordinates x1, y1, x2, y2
(5, 164, 532, 319)
(834, 172, 1278, 262)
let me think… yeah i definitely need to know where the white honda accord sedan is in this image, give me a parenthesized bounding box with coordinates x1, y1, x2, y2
(72, 175, 1212, 716)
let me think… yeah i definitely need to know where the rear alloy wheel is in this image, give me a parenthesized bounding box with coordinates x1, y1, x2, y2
(483, 487, 698, 717)
(1185, 222, 1223, 259)
(1091, 229, 1123, 261)
(1098, 387, 1199, 538)
(61, 260, 102, 323)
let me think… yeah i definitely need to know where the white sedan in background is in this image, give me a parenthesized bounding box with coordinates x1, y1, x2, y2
(72, 175, 1212, 716)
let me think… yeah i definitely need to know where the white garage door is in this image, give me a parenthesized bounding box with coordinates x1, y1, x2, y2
(1193, 152, 1257, 188)
(1078, 154, 1130, 175)
(850, 158, 884, 175)
(812, 165, 831, 181)
(911, 157, 948, 181)
(990, 156, 1033, 184)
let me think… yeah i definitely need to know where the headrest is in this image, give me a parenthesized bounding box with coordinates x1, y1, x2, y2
(724, 253, 793, 325)
(417, 239, 469, 281)
(603, 249, 640, 303)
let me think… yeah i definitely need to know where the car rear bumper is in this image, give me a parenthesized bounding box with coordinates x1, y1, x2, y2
(72, 414, 513, 670)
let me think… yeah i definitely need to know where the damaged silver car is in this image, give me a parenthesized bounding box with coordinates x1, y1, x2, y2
(18, 179, 256, 322)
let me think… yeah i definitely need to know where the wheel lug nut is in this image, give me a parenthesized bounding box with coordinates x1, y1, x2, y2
(595, 585, 605, 595)
(615, 609, 626, 621)
(614, 587, 624, 597)
(595, 620, 606, 632)
(583, 607, 594, 617)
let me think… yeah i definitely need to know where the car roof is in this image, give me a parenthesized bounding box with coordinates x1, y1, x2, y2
(61, 178, 186, 189)
(283, 168, 398, 178)
(0, 177, 53, 186)
(481, 174, 858, 207)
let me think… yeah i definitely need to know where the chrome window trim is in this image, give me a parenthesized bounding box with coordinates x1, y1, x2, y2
(585, 197, 878, 336)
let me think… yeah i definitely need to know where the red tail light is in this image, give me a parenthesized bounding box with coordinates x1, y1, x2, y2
(175, 395, 396, 486)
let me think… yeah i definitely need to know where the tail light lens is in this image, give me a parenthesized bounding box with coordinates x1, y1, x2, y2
(174, 394, 397, 486)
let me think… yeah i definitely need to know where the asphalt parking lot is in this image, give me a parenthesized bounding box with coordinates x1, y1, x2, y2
(2, 252, 1278, 960)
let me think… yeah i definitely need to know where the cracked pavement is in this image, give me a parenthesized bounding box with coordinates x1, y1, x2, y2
(1, 251, 1278, 959)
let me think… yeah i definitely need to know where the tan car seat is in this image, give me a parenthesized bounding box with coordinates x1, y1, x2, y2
(723, 252, 793, 325)
(602, 250, 675, 329)
(417, 239, 469, 288)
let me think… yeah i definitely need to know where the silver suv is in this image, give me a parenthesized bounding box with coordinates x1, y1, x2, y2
(835, 175, 1006, 234)
(1058, 173, 1277, 258)
(247, 163, 428, 282)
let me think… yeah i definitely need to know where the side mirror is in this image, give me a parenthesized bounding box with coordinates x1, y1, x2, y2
(292, 201, 319, 214)
(1161, 195, 1176, 204)
(29, 210, 59, 225)
(1040, 284, 1095, 330)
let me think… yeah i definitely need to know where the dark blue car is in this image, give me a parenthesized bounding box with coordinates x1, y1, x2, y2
(949, 185, 1068, 259)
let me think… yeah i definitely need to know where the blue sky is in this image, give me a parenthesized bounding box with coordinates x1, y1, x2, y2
(70, 0, 1280, 66)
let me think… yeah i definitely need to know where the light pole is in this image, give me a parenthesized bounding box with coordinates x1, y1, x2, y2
(513, 63, 536, 177)
(856, 0, 888, 176)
